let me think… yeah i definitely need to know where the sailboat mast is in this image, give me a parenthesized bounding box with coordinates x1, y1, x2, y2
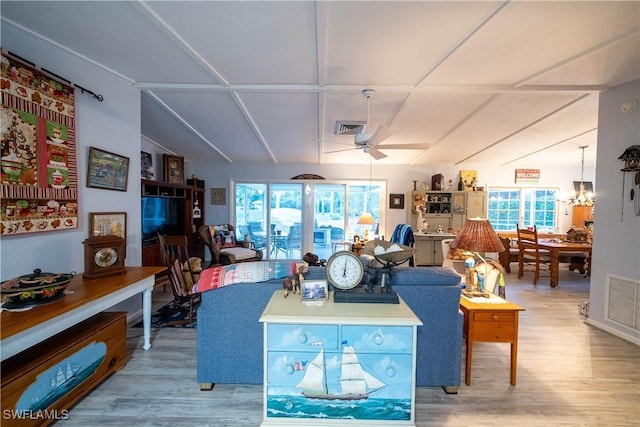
(322, 344, 328, 394)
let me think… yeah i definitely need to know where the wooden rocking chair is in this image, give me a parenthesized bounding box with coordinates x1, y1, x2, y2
(158, 234, 201, 326)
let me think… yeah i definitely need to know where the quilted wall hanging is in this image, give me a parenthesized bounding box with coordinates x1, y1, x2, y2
(1, 52, 78, 235)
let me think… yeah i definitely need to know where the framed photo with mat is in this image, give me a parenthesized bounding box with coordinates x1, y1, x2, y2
(301, 279, 328, 302)
(389, 193, 404, 209)
(163, 154, 184, 184)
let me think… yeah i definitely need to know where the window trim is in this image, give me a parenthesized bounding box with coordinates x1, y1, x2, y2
(487, 186, 560, 233)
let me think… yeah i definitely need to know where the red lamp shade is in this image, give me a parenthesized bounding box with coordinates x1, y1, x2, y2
(450, 217, 505, 253)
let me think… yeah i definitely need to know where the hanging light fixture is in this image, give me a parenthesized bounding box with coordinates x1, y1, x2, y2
(357, 156, 376, 240)
(569, 145, 595, 207)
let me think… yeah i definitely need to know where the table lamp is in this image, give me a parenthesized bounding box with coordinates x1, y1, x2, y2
(450, 217, 505, 292)
(357, 212, 376, 241)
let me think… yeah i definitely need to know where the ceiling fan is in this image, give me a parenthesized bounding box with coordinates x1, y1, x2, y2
(325, 89, 431, 160)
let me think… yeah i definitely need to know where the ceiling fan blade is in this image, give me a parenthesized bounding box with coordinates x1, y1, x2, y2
(375, 143, 431, 150)
(366, 126, 396, 147)
(368, 147, 388, 160)
(324, 147, 360, 154)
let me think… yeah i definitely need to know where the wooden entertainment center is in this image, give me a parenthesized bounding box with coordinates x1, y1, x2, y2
(141, 179, 205, 282)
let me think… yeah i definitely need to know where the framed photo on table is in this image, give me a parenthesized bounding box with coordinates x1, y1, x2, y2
(163, 154, 184, 184)
(87, 147, 130, 191)
(301, 279, 328, 302)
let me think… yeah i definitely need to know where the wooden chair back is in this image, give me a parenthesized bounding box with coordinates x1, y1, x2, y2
(157, 234, 201, 326)
(516, 225, 550, 284)
(158, 234, 198, 297)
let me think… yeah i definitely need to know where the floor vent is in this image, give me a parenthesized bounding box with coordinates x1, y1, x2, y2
(606, 274, 640, 332)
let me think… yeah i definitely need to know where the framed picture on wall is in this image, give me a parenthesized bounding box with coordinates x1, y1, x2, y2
(89, 212, 127, 239)
(163, 154, 184, 184)
(141, 151, 154, 180)
(87, 147, 130, 191)
(389, 193, 404, 209)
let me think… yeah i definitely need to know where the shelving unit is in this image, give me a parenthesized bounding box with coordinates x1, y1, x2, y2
(572, 206, 594, 227)
(141, 179, 205, 271)
(406, 190, 488, 265)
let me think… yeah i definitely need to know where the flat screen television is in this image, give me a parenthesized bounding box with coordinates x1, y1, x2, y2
(141, 196, 185, 246)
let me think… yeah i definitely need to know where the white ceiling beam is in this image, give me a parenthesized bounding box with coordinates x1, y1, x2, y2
(133, 83, 609, 93)
(500, 127, 598, 166)
(146, 91, 233, 163)
(133, 1, 229, 86)
(315, 1, 329, 164)
(229, 92, 278, 164)
(515, 26, 640, 87)
(415, 1, 511, 87)
(454, 93, 591, 165)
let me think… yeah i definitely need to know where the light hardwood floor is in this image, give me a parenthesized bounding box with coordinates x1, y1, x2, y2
(60, 267, 639, 426)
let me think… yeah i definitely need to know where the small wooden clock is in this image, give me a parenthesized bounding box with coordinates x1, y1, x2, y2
(83, 235, 126, 279)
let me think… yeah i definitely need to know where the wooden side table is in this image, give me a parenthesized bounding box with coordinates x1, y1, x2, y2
(459, 296, 525, 386)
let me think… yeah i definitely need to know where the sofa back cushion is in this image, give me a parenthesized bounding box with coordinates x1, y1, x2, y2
(390, 266, 461, 287)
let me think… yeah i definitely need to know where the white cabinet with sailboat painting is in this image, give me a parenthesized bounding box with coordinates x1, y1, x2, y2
(259, 291, 422, 426)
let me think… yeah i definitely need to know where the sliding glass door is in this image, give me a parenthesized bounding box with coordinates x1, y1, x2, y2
(234, 180, 384, 260)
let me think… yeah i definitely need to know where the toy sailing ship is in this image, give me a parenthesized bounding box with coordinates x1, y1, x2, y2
(296, 344, 385, 400)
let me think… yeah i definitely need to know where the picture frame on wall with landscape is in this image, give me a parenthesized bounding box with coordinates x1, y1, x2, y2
(87, 147, 130, 191)
(89, 212, 127, 240)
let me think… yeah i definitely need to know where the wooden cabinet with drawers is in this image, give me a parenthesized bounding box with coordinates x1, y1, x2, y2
(260, 291, 422, 426)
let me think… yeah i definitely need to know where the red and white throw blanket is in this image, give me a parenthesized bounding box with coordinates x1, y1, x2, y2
(193, 261, 298, 294)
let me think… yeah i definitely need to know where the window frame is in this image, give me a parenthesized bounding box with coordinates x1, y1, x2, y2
(231, 179, 387, 259)
(487, 186, 560, 233)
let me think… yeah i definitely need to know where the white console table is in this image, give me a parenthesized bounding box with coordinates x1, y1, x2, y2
(259, 290, 422, 426)
(1, 266, 164, 361)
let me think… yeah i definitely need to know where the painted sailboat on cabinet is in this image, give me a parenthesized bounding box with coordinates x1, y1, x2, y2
(297, 345, 385, 400)
(16, 342, 107, 412)
(266, 325, 414, 421)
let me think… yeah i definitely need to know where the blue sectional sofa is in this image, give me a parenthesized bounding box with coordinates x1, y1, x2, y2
(196, 266, 463, 393)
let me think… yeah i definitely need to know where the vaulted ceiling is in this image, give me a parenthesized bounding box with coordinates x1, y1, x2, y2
(2, 1, 639, 168)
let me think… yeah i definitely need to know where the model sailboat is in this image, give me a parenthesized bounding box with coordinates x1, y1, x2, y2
(296, 345, 385, 400)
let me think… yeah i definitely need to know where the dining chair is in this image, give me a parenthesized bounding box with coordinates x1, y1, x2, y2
(157, 234, 201, 326)
(329, 227, 347, 253)
(272, 224, 302, 258)
(516, 225, 551, 285)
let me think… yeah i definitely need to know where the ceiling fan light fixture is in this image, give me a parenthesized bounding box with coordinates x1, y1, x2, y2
(355, 132, 373, 145)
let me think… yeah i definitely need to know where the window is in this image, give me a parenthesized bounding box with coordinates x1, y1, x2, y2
(488, 188, 558, 232)
(233, 180, 385, 260)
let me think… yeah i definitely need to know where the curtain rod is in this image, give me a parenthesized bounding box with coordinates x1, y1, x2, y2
(4, 50, 104, 102)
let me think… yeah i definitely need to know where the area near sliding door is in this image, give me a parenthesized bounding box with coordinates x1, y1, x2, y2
(233, 180, 385, 261)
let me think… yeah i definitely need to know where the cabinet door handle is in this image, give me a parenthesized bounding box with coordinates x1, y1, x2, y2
(492, 315, 499, 321)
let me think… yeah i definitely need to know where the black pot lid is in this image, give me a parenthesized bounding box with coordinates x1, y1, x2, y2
(1, 269, 76, 292)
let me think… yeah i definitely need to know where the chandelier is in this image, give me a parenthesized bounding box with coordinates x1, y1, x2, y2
(569, 145, 594, 206)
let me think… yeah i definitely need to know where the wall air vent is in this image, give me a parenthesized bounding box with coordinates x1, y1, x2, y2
(334, 121, 366, 135)
(606, 274, 640, 332)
